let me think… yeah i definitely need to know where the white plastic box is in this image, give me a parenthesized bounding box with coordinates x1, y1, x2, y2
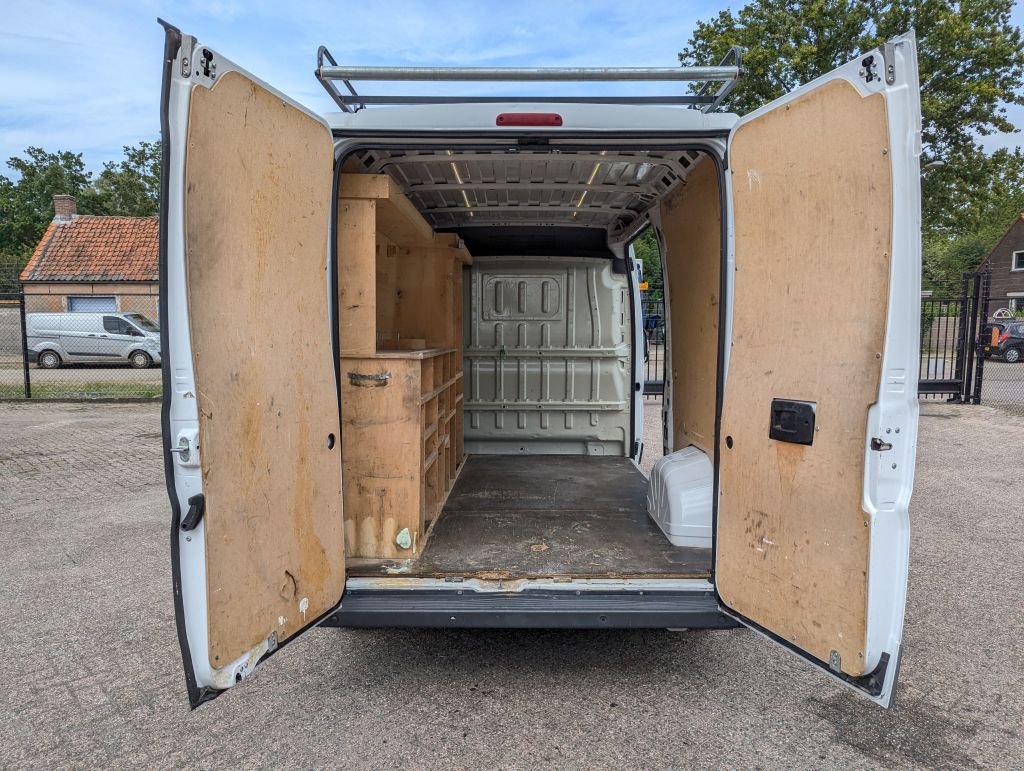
(647, 446, 714, 549)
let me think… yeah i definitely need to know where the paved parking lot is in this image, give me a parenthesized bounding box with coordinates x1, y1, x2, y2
(1, 400, 1022, 769)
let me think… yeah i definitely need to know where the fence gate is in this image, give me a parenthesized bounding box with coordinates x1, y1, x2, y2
(640, 266, 666, 397)
(918, 271, 989, 403)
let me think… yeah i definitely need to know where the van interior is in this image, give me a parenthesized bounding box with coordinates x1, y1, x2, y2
(334, 145, 721, 581)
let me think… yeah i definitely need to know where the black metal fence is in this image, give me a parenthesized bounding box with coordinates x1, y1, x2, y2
(0, 293, 31, 398)
(3, 272, 1022, 409)
(639, 269, 1024, 416)
(918, 271, 988, 403)
(640, 272, 665, 397)
(0, 291, 162, 400)
(977, 292, 1024, 415)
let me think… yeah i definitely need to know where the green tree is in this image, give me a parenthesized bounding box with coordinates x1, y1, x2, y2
(0, 147, 93, 258)
(632, 229, 663, 299)
(86, 140, 161, 217)
(678, 0, 1024, 236)
(923, 148, 1024, 292)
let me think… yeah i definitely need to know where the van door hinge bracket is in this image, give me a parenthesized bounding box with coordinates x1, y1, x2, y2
(180, 493, 206, 531)
(829, 649, 841, 672)
(882, 41, 897, 85)
(179, 35, 195, 78)
(870, 437, 893, 452)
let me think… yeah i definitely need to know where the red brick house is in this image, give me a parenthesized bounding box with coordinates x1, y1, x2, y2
(979, 211, 1024, 315)
(20, 195, 159, 317)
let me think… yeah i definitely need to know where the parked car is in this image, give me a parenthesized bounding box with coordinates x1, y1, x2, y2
(26, 312, 162, 368)
(984, 321, 1024, 362)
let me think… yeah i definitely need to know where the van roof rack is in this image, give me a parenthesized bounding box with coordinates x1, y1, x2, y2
(315, 46, 742, 114)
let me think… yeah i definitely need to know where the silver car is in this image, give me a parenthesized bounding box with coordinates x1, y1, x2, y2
(26, 311, 162, 368)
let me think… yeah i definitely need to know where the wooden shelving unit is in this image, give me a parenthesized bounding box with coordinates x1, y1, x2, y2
(336, 174, 470, 560)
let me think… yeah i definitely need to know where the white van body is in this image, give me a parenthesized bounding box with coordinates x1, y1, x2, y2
(160, 21, 921, 709)
(26, 311, 161, 368)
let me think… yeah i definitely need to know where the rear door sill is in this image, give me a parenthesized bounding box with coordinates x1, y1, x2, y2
(323, 585, 738, 630)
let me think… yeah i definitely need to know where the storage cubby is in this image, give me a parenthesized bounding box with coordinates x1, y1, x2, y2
(337, 174, 470, 560)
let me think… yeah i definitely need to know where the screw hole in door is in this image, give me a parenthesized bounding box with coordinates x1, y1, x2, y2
(326, 433, 336, 450)
(725, 436, 734, 449)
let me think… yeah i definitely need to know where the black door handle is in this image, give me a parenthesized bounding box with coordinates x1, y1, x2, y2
(180, 494, 205, 531)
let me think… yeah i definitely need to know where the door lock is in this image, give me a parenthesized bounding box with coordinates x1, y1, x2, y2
(170, 429, 201, 467)
(169, 436, 191, 461)
(870, 437, 893, 452)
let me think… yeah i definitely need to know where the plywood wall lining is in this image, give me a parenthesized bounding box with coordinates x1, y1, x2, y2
(337, 198, 378, 354)
(658, 157, 721, 455)
(336, 173, 467, 561)
(185, 71, 345, 667)
(340, 356, 424, 559)
(716, 78, 892, 676)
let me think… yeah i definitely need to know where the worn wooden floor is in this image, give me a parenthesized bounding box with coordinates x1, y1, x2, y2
(348, 455, 712, 579)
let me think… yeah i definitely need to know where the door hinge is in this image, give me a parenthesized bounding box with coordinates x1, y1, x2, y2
(882, 41, 897, 85)
(870, 437, 893, 452)
(860, 42, 897, 86)
(829, 649, 842, 672)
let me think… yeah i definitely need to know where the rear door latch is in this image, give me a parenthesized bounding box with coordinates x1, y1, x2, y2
(170, 428, 200, 466)
(870, 437, 893, 451)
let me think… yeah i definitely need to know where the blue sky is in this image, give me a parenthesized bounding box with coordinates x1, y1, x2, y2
(1, 0, 1022, 175)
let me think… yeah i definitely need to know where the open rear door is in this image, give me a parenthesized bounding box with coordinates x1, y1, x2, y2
(717, 33, 921, 706)
(159, 22, 344, 707)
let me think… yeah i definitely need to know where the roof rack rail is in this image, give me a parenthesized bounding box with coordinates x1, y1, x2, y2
(315, 46, 742, 114)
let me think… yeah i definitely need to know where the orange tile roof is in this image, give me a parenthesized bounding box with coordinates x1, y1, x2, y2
(20, 215, 158, 282)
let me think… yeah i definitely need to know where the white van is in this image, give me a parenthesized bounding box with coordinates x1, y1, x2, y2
(160, 21, 921, 709)
(26, 311, 161, 368)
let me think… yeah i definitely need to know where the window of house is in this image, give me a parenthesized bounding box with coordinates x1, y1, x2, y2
(1008, 292, 1024, 312)
(1013, 251, 1024, 271)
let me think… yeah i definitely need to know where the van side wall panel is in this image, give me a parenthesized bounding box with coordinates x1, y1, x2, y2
(659, 159, 721, 455)
(464, 255, 631, 455)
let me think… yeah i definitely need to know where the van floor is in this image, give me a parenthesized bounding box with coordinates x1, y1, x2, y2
(347, 455, 712, 579)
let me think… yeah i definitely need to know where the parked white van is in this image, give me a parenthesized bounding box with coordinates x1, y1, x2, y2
(160, 21, 921, 709)
(26, 312, 161, 368)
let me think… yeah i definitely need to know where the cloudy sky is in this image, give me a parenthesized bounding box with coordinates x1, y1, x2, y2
(2, 0, 1022, 175)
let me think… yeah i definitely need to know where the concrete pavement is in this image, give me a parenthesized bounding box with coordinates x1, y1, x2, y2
(0, 400, 1021, 769)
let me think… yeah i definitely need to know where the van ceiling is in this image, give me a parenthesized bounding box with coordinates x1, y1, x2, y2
(349, 148, 704, 243)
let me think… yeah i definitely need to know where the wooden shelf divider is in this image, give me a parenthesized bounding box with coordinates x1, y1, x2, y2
(337, 173, 469, 561)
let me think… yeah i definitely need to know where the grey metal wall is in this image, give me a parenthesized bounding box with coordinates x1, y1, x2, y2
(464, 255, 632, 455)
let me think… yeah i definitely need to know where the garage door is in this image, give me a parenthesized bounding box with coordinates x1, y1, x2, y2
(68, 296, 117, 312)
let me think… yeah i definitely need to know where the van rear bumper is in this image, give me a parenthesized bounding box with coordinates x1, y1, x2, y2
(323, 588, 739, 630)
